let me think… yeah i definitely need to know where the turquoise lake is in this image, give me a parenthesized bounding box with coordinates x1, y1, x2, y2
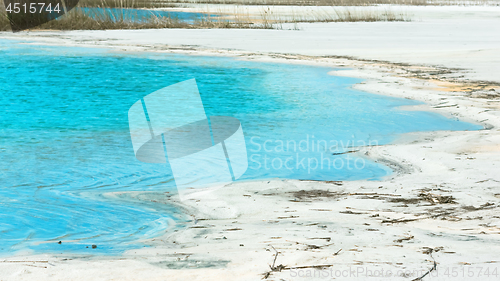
(78, 8, 218, 23)
(0, 39, 482, 255)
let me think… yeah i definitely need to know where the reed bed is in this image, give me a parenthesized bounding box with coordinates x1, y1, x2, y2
(0, 4, 268, 30)
(81, 0, 433, 8)
(156, 0, 499, 6)
(0, 12, 261, 30)
(167, 0, 429, 5)
(205, 5, 412, 27)
(78, 0, 174, 8)
(0, 0, 421, 32)
(0, 3, 413, 31)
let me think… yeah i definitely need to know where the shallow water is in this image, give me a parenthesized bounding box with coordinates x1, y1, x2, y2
(0, 39, 481, 255)
(78, 8, 217, 23)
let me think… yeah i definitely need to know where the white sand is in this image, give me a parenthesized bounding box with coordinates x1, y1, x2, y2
(2, 5, 500, 82)
(1, 5, 500, 281)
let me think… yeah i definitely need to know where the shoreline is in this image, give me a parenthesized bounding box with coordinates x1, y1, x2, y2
(1, 19, 500, 280)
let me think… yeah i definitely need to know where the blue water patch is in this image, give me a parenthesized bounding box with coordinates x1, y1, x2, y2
(0, 39, 481, 256)
(77, 8, 217, 23)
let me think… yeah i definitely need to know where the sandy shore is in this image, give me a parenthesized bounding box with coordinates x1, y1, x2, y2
(1, 5, 500, 281)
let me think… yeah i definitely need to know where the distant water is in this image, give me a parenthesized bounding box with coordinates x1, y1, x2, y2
(78, 8, 217, 23)
(0, 39, 481, 256)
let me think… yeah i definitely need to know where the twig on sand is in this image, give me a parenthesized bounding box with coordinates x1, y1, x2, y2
(0, 260, 49, 263)
(270, 245, 279, 269)
(394, 235, 414, 243)
(285, 264, 334, 270)
(349, 192, 401, 197)
(263, 245, 287, 279)
(382, 211, 454, 224)
(382, 217, 419, 224)
(23, 264, 48, 268)
(332, 150, 359, 155)
(412, 252, 437, 281)
(262, 246, 340, 279)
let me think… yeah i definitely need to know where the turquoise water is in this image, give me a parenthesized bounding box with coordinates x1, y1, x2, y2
(0, 40, 481, 256)
(78, 8, 217, 23)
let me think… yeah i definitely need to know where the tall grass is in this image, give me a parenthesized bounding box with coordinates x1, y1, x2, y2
(153, 0, 499, 6)
(207, 5, 412, 25)
(0, 11, 256, 30)
(0, 6, 412, 31)
(212, 0, 428, 5)
(78, 0, 175, 8)
(331, 7, 411, 21)
(0, 3, 268, 30)
(0, 0, 415, 31)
